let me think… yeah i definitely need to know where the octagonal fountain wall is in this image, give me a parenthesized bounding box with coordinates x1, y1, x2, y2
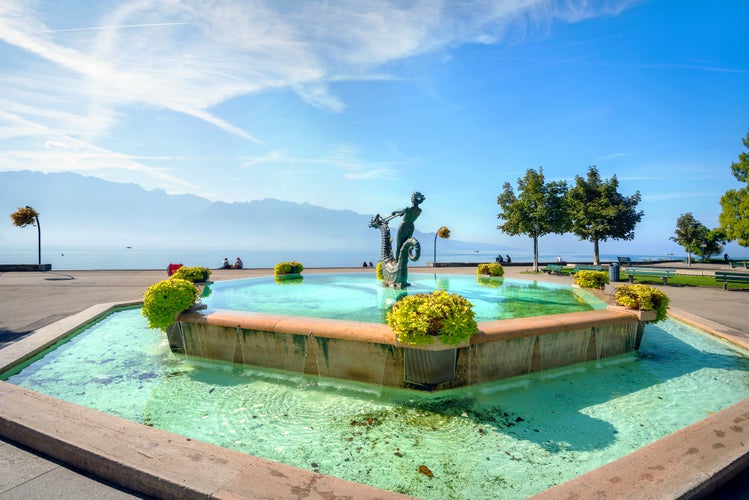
(169, 304, 651, 391)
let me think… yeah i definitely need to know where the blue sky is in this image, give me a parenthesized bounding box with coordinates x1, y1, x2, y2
(1, 0, 748, 256)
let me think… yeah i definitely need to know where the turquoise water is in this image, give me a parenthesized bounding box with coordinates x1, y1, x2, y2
(200, 273, 607, 322)
(4, 308, 749, 499)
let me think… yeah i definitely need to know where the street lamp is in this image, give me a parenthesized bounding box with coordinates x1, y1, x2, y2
(433, 226, 450, 266)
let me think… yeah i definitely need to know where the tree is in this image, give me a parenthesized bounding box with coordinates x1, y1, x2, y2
(433, 226, 450, 265)
(698, 228, 728, 262)
(497, 168, 569, 272)
(670, 212, 705, 265)
(10, 206, 42, 265)
(720, 131, 749, 246)
(566, 166, 643, 265)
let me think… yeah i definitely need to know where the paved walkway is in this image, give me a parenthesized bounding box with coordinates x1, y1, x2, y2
(1, 265, 748, 498)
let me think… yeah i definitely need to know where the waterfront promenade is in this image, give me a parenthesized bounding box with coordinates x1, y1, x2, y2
(1, 264, 748, 498)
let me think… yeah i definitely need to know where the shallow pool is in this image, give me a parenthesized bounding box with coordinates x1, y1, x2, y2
(200, 273, 607, 323)
(4, 308, 749, 499)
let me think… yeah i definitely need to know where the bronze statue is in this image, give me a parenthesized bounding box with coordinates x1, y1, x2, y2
(369, 192, 424, 288)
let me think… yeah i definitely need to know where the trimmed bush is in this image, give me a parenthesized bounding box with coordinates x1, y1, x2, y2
(574, 270, 609, 289)
(274, 261, 304, 276)
(476, 262, 504, 277)
(613, 284, 670, 323)
(142, 278, 199, 330)
(386, 290, 478, 346)
(171, 265, 211, 283)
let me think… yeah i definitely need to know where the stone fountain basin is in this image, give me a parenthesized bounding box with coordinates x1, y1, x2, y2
(171, 305, 646, 390)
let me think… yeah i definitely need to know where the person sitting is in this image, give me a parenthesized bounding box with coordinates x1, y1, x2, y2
(505, 255, 511, 263)
(362, 261, 368, 267)
(221, 257, 231, 269)
(495, 254, 504, 263)
(368, 261, 374, 268)
(232, 257, 243, 269)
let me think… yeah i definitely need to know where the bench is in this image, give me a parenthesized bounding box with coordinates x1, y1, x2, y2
(571, 264, 603, 274)
(624, 267, 676, 285)
(715, 271, 749, 290)
(541, 264, 566, 275)
(730, 261, 749, 269)
(617, 257, 633, 264)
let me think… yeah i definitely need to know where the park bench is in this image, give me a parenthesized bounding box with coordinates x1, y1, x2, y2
(571, 264, 603, 274)
(714, 271, 749, 290)
(730, 261, 749, 269)
(617, 256, 633, 264)
(624, 266, 676, 285)
(541, 264, 566, 275)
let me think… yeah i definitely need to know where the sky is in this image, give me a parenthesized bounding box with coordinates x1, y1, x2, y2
(1, 0, 748, 256)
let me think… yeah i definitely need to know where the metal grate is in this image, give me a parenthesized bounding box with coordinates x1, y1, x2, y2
(404, 348, 457, 387)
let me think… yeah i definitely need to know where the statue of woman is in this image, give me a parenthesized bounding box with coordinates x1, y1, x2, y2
(391, 191, 425, 254)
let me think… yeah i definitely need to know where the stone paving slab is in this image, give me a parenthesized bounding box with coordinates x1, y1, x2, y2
(0, 438, 146, 499)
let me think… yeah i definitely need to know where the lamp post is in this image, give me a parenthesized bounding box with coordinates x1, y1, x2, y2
(433, 226, 450, 266)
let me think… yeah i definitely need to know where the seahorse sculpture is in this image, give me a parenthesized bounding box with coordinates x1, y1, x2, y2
(369, 192, 424, 288)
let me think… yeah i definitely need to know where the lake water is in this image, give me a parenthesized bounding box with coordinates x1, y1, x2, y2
(0, 246, 697, 271)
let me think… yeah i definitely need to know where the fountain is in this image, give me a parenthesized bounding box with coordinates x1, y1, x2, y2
(159, 193, 651, 390)
(3, 305, 749, 499)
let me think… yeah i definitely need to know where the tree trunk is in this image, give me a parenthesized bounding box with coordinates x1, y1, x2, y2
(593, 238, 600, 266)
(533, 235, 539, 272)
(433, 232, 437, 265)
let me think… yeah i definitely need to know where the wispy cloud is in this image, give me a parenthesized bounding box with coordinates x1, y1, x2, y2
(596, 152, 629, 161)
(643, 191, 724, 202)
(241, 143, 407, 180)
(41, 22, 191, 33)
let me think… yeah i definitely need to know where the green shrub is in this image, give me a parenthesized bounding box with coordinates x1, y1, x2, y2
(170, 265, 211, 283)
(274, 261, 304, 276)
(142, 278, 200, 330)
(574, 270, 609, 289)
(375, 261, 383, 280)
(476, 263, 504, 277)
(386, 290, 478, 346)
(613, 284, 670, 323)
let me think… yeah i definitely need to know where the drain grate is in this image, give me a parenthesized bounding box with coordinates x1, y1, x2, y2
(404, 348, 457, 387)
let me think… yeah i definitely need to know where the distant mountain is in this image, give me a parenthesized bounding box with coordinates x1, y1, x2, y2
(0, 171, 494, 256)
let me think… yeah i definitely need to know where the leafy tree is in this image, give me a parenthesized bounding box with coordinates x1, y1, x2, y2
(720, 131, 749, 246)
(698, 228, 728, 262)
(433, 226, 450, 264)
(497, 168, 569, 272)
(566, 166, 643, 265)
(10, 206, 41, 265)
(670, 212, 704, 265)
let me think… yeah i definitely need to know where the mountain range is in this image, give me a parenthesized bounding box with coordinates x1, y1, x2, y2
(0, 171, 498, 256)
